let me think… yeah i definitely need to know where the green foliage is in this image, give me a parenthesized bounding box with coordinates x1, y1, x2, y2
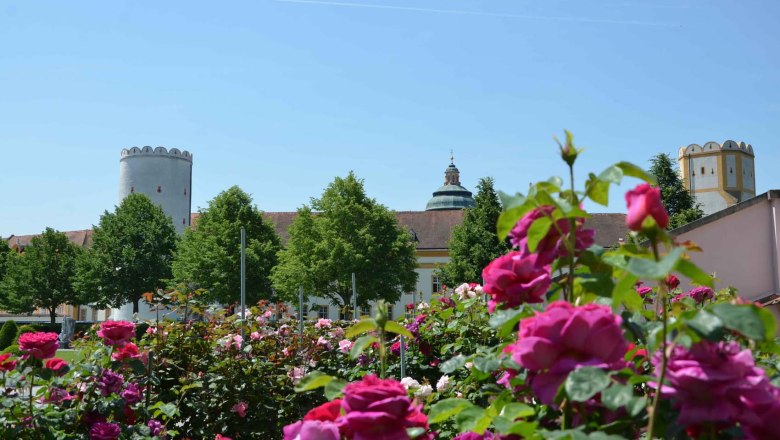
(0, 320, 18, 350)
(16, 325, 37, 338)
(649, 153, 704, 229)
(440, 177, 510, 285)
(0, 228, 82, 323)
(271, 172, 418, 307)
(76, 193, 178, 313)
(172, 186, 281, 304)
(0, 344, 20, 356)
(0, 238, 10, 281)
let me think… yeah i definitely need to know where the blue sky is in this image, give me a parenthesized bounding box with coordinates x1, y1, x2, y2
(1, 0, 778, 235)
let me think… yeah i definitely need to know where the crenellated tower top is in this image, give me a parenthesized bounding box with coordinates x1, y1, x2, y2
(120, 146, 192, 162)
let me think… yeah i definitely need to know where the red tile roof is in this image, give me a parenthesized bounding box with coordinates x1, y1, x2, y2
(9, 211, 628, 252)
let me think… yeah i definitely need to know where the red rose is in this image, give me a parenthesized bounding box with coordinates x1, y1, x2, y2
(112, 342, 140, 361)
(18, 332, 59, 360)
(98, 321, 135, 346)
(304, 399, 342, 422)
(665, 274, 680, 290)
(625, 183, 669, 231)
(0, 353, 17, 372)
(45, 358, 68, 374)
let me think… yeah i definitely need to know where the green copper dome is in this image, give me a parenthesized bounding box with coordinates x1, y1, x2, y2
(425, 161, 476, 211)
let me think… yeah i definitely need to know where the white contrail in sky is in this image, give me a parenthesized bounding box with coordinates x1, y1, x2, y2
(269, 0, 680, 27)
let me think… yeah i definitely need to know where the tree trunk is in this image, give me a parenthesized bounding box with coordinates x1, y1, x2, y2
(49, 308, 56, 324)
(132, 297, 139, 314)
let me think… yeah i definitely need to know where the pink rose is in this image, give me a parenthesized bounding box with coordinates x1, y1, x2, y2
(18, 332, 59, 360)
(482, 252, 551, 312)
(651, 341, 775, 427)
(338, 339, 353, 353)
(665, 274, 680, 290)
(97, 321, 135, 347)
(283, 420, 340, 440)
(90, 422, 121, 440)
(339, 375, 428, 439)
(508, 206, 595, 265)
(315, 318, 332, 329)
(625, 183, 669, 231)
(250, 331, 261, 341)
(505, 301, 627, 404)
(231, 401, 248, 418)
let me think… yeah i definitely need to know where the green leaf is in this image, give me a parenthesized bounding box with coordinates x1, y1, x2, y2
(456, 406, 492, 433)
(710, 303, 777, 341)
(612, 273, 641, 312)
(598, 165, 624, 184)
(498, 206, 527, 240)
(384, 320, 413, 338)
(440, 354, 467, 374)
(586, 173, 611, 206)
(346, 319, 378, 338)
(601, 383, 633, 410)
(675, 259, 714, 287)
(349, 335, 377, 359)
(473, 354, 501, 374)
(294, 371, 334, 392)
(685, 310, 724, 340)
(625, 247, 684, 280)
(324, 379, 346, 400)
(565, 367, 611, 402)
(627, 395, 647, 417)
(616, 161, 657, 185)
(526, 216, 553, 253)
(498, 191, 527, 210)
(499, 402, 535, 420)
(427, 398, 473, 424)
(577, 273, 615, 298)
(488, 307, 527, 338)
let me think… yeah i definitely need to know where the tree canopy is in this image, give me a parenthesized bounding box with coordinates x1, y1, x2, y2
(172, 186, 281, 305)
(76, 193, 178, 314)
(271, 172, 418, 310)
(0, 238, 9, 281)
(439, 177, 509, 285)
(649, 153, 704, 229)
(0, 228, 82, 323)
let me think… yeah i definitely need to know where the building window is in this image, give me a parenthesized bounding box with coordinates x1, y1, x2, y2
(360, 305, 371, 318)
(711, 169, 714, 174)
(700, 167, 705, 175)
(316, 304, 329, 319)
(157, 186, 162, 193)
(184, 188, 187, 195)
(339, 306, 352, 321)
(730, 168, 733, 174)
(432, 276, 442, 293)
(387, 305, 394, 321)
(130, 186, 135, 193)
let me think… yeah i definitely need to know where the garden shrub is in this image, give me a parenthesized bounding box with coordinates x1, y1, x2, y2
(0, 321, 18, 350)
(1, 344, 21, 356)
(15, 325, 37, 338)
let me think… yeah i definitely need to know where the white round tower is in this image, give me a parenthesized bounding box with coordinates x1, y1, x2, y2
(113, 146, 192, 321)
(119, 146, 193, 234)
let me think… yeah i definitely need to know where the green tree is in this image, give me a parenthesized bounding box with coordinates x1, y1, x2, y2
(0, 228, 82, 323)
(0, 238, 10, 281)
(172, 186, 281, 305)
(439, 177, 509, 285)
(649, 153, 704, 229)
(76, 193, 178, 314)
(271, 172, 418, 309)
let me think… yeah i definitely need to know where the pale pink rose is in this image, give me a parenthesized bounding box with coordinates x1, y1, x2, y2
(231, 401, 249, 418)
(338, 339, 353, 353)
(317, 336, 332, 350)
(250, 332, 261, 341)
(315, 318, 332, 329)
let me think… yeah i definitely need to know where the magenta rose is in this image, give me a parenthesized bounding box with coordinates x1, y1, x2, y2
(686, 286, 714, 305)
(283, 420, 340, 440)
(18, 332, 59, 360)
(651, 341, 774, 427)
(339, 375, 426, 440)
(90, 422, 121, 440)
(506, 301, 628, 404)
(45, 358, 68, 375)
(625, 183, 669, 231)
(482, 252, 551, 312)
(508, 206, 594, 265)
(97, 320, 135, 346)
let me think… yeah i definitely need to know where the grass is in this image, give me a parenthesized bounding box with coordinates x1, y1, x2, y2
(55, 349, 84, 363)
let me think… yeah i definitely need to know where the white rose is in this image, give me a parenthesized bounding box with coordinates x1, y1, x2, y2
(415, 384, 433, 398)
